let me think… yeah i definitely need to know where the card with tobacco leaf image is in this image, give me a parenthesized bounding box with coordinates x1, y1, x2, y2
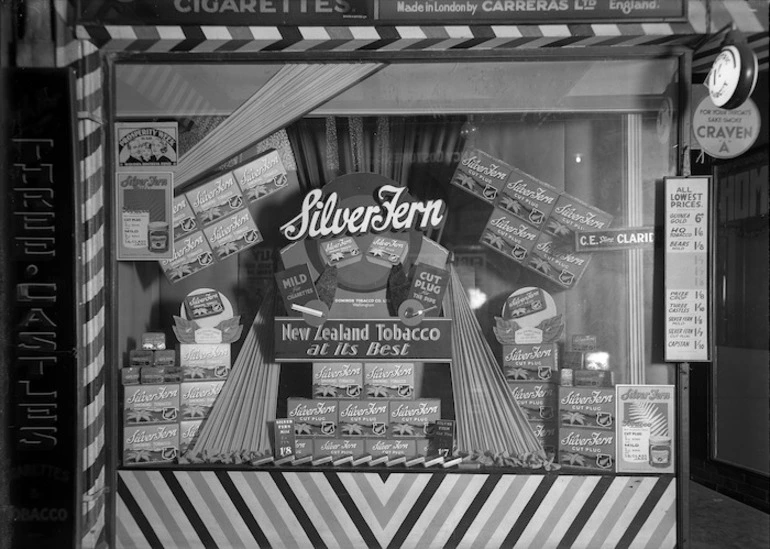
(365, 363, 414, 399)
(180, 381, 224, 420)
(389, 400, 440, 438)
(450, 148, 510, 204)
(186, 172, 245, 227)
(160, 231, 215, 283)
(204, 210, 263, 261)
(232, 150, 289, 204)
(544, 194, 613, 244)
(496, 166, 559, 226)
(313, 363, 363, 399)
(529, 232, 591, 289)
(124, 385, 180, 425)
(339, 401, 389, 437)
(481, 209, 539, 264)
(287, 399, 338, 437)
(123, 424, 179, 466)
(559, 427, 615, 471)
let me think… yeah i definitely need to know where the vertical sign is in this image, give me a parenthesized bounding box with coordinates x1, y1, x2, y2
(665, 177, 710, 362)
(5, 69, 78, 548)
(616, 385, 676, 474)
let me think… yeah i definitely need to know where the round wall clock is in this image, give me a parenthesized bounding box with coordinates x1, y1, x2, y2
(706, 42, 758, 110)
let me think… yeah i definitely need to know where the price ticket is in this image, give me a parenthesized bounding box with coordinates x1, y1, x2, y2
(665, 177, 710, 361)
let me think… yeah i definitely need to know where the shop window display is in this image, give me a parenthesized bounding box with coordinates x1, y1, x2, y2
(115, 58, 678, 474)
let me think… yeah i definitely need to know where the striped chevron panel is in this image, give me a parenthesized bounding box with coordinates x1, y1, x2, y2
(117, 471, 676, 549)
(75, 23, 703, 53)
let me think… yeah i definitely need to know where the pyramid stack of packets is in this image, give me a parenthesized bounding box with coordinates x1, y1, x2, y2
(558, 334, 616, 472)
(494, 288, 562, 460)
(286, 361, 439, 466)
(123, 332, 181, 466)
(173, 289, 243, 457)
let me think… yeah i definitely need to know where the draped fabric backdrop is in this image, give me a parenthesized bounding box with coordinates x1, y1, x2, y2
(287, 115, 465, 190)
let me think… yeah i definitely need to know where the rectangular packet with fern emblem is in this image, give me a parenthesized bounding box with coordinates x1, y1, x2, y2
(558, 387, 615, 431)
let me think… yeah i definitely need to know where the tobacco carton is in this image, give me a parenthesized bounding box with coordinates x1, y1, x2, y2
(508, 382, 557, 422)
(314, 439, 365, 458)
(574, 370, 613, 388)
(364, 362, 414, 399)
(180, 381, 224, 420)
(124, 424, 179, 465)
(140, 366, 165, 385)
(232, 149, 288, 203)
(389, 400, 441, 438)
(570, 335, 597, 351)
(365, 236, 409, 268)
(179, 419, 203, 455)
(339, 400, 389, 437)
(160, 231, 215, 283)
(121, 367, 141, 385)
(312, 362, 363, 399)
(141, 332, 166, 350)
(286, 398, 338, 437)
(502, 344, 559, 382)
(163, 367, 183, 383)
(320, 236, 362, 268)
(365, 439, 416, 458)
(203, 209, 263, 261)
(562, 351, 585, 370)
(559, 387, 616, 430)
(154, 350, 177, 368)
(172, 194, 198, 240)
(179, 343, 231, 380)
(496, 167, 559, 228)
(451, 148, 510, 203)
(186, 172, 244, 227)
(124, 384, 180, 425)
(294, 438, 314, 459)
(129, 349, 154, 367)
(558, 426, 615, 472)
(481, 207, 539, 263)
(529, 420, 558, 460)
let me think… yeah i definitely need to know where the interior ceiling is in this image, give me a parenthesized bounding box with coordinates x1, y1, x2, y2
(115, 59, 677, 118)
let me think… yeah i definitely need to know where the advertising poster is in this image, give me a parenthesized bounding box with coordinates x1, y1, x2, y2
(116, 172, 174, 260)
(116, 121, 178, 169)
(616, 385, 676, 474)
(664, 176, 710, 361)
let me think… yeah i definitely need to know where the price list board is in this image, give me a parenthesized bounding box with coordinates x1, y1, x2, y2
(664, 177, 710, 362)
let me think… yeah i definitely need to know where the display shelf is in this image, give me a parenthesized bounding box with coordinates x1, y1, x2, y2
(117, 470, 675, 549)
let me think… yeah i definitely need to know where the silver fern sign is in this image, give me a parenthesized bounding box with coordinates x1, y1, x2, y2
(616, 385, 676, 474)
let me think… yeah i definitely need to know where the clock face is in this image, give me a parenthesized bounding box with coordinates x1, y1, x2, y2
(706, 43, 758, 110)
(706, 46, 741, 108)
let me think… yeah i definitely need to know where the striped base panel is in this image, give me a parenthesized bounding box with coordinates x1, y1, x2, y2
(117, 471, 675, 549)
